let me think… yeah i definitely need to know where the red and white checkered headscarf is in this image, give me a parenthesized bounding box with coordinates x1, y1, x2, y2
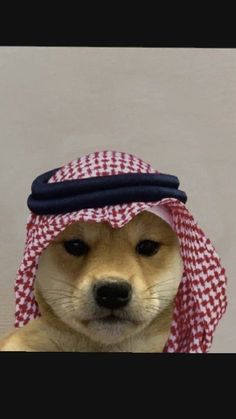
(15, 150, 227, 352)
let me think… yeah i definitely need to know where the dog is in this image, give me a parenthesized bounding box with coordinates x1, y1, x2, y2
(0, 210, 183, 352)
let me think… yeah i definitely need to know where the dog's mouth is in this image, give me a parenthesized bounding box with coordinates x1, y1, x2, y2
(81, 313, 140, 326)
(97, 314, 129, 324)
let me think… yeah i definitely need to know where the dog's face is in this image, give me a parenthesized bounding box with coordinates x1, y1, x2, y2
(35, 211, 183, 345)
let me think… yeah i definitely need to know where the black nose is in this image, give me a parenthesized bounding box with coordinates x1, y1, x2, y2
(93, 281, 132, 309)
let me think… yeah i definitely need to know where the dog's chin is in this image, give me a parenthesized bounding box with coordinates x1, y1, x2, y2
(85, 319, 143, 345)
(68, 314, 146, 345)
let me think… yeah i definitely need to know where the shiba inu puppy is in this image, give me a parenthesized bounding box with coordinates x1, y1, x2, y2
(0, 210, 183, 352)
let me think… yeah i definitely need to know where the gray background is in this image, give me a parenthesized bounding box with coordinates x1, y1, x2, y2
(0, 47, 235, 352)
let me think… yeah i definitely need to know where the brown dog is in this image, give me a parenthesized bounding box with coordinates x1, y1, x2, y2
(0, 210, 183, 351)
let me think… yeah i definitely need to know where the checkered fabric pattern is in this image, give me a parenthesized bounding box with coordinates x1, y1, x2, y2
(14, 150, 227, 352)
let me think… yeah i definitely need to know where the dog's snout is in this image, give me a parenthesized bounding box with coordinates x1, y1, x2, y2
(93, 281, 132, 309)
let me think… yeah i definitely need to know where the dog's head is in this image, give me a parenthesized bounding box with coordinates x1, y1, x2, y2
(35, 210, 183, 345)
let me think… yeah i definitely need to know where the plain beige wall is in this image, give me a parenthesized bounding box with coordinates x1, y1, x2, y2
(0, 47, 235, 352)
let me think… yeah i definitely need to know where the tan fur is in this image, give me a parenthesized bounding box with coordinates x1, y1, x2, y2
(0, 211, 183, 352)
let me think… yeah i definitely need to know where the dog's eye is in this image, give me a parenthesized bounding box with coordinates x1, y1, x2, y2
(136, 240, 161, 257)
(63, 239, 90, 256)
